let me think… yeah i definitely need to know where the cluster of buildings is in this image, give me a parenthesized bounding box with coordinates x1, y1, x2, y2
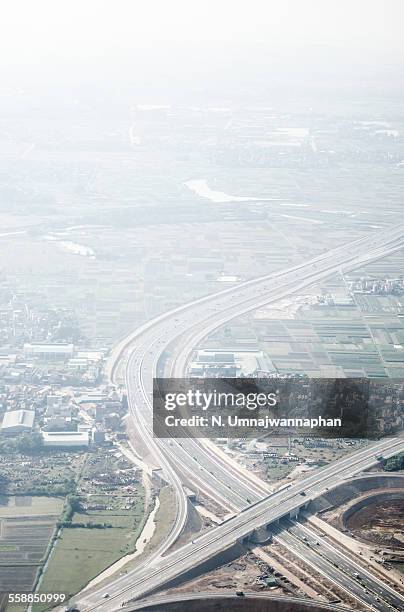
(349, 277, 404, 296)
(189, 348, 275, 377)
(0, 300, 82, 346)
(0, 320, 120, 449)
(0, 374, 125, 450)
(0, 342, 104, 386)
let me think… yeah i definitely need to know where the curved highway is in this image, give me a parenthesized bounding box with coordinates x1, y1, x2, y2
(124, 591, 349, 611)
(73, 223, 404, 611)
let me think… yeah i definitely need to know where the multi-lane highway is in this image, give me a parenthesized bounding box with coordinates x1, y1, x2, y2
(77, 438, 404, 611)
(275, 520, 404, 610)
(125, 592, 349, 611)
(73, 224, 404, 611)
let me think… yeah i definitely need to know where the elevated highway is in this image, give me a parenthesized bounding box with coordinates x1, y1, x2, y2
(123, 591, 350, 611)
(73, 224, 404, 611)
(79, 438, 404, 611)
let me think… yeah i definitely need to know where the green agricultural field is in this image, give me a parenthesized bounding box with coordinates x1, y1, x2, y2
(35, 493, 145, 608)
(0, 496, 63, 518)
(0, 496, 63, 595)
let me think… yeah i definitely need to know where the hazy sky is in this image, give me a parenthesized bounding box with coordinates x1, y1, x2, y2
(1, 1, 403, 97)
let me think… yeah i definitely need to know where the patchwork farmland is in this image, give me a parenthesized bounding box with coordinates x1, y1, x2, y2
(0, 496, 63, 592)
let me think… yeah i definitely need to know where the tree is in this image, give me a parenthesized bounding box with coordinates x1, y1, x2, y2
(16, 432, 43, 455)
(0, 473, 10, 490)
(67, 494, 82, 513)
(0, 438, 17, 454)
(384, 452, 404, 472)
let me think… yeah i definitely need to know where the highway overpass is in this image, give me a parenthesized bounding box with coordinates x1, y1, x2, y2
(72, 224, 404, 611)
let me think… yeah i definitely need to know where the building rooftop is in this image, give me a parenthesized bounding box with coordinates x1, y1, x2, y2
(1, 409, 35, 430)
(42, 431, 89, 444)
(23, 343, 75, 354)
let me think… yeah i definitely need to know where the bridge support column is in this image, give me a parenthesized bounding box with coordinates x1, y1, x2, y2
(250, 525, 273, 544)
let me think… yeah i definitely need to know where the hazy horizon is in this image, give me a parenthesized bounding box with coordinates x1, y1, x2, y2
(1, 0, 403, 105)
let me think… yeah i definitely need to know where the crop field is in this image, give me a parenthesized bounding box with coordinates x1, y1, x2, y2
(36, 499, 145, 607)
(206, 247, 404, 380)
(0, 496, 62, 592)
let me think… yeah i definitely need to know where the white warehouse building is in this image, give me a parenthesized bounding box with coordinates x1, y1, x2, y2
(23, 343, 75, 361)
(1, 409, 35, 434)
(42, 431, 89, 448)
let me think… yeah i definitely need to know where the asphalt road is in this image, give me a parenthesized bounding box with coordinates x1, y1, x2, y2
(124, 591, 349, 611)
(274, 519, 404, 611)
(70, 224, 404, 611)
(75, 438, 404, 610)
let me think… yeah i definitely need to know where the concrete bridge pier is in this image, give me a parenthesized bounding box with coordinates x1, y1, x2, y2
(250, 525, 273, 544)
